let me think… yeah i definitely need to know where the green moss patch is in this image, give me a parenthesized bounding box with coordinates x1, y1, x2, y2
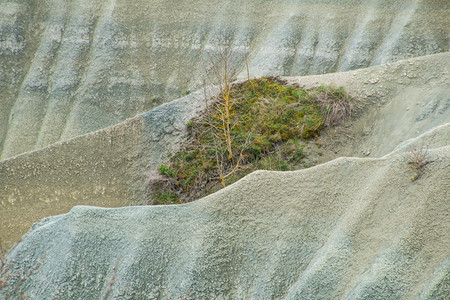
(152, 77, 354, 204)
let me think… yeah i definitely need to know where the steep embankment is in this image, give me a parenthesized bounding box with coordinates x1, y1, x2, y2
(1, 125, 449, 299)
(1, 52, 448, 251)
(1, 0, 448, 159)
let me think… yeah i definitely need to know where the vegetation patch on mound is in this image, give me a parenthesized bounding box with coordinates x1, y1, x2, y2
(151, 77, 354, 204)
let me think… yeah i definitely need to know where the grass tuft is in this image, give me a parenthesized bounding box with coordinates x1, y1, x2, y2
(151, 77, 354, 204)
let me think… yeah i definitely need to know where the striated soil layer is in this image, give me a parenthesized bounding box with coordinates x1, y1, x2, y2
(1, 0, 448, 159)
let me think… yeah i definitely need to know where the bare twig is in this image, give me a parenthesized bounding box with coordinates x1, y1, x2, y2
(244, 53, 255, 93)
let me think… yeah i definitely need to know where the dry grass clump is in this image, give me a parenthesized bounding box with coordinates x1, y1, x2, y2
(407, 138, 433, 181)
(312, 86, 353, 127)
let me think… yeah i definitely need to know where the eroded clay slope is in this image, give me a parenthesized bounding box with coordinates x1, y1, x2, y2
(1, 124, 449, 299)
(1, 52, 448, 251)
(1, 0, 448, 159)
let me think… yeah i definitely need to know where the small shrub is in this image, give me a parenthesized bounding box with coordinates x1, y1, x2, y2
(407, 138, 432, 181)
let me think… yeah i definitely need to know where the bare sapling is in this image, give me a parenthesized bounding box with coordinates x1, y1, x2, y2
(209, 48, 235, 161)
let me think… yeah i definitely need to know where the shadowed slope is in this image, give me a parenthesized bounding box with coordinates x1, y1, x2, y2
(1, 0, 448, 159)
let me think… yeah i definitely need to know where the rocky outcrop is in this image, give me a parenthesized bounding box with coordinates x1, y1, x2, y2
(1, 0, 448, 159)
